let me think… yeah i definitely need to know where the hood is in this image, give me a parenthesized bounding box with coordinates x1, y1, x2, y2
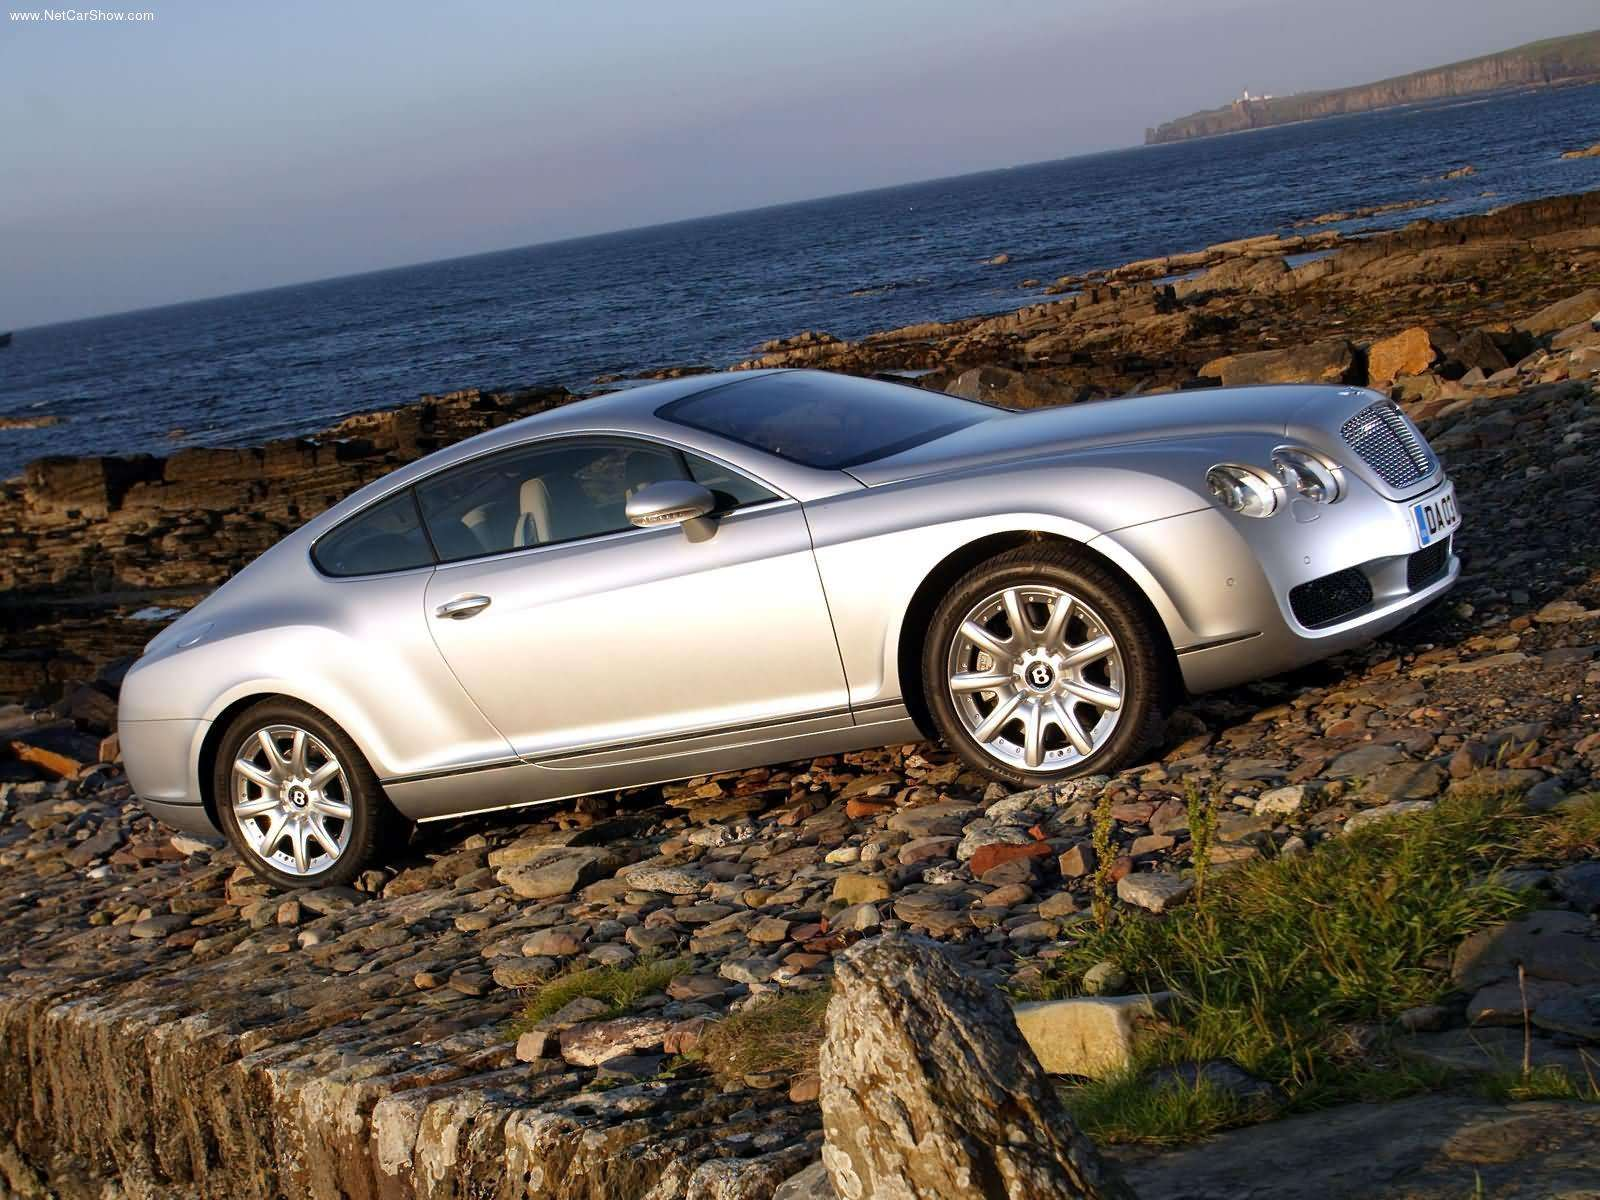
(846, 384, 1370, 486)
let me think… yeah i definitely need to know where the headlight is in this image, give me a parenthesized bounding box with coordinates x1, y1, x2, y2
(1205, 464, 1279, 518)
(1271, 447, 1344, 504)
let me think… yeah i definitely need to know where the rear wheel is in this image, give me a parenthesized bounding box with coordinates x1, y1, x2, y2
(923, 546, 1167, 787)
(213, 699, 398, 889)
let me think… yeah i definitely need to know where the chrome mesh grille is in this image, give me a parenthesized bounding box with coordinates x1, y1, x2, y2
(1340, 401, 1436, 490)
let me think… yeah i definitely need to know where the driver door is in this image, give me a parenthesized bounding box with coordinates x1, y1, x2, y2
(416, 436, 850, 768)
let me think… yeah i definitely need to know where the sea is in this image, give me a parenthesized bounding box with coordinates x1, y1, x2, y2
(3, 83, 1599, 480)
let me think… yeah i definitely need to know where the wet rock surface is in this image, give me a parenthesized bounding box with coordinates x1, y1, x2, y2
(3, 191, 1600, 1197)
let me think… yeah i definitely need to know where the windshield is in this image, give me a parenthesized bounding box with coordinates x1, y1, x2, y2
(657, 371, 997, 469)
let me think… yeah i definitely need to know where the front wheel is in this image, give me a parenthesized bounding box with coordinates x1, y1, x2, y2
(213, 699, 397, 889)
(922, 546, 1168, 787)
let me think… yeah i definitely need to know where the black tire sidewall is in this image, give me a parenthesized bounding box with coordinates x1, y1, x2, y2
(213, 699, 388, 890)
(922, 548, 1166, 787)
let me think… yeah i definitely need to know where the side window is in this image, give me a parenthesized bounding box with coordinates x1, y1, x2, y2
(312, 491, 434, 577)
(415, 440, 691, 559)
(685, 452, 779, 511)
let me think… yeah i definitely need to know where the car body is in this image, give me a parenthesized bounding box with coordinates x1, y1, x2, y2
(119, 369, 1460, 881)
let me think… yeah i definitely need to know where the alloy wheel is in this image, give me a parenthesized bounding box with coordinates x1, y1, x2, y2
(230, 724, 353, 876)
(945, 584, 1125, 772)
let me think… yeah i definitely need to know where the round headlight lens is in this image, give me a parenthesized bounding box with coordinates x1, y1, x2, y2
(1206, 464, 1280, 518)
(1271, 447, 1343, 504)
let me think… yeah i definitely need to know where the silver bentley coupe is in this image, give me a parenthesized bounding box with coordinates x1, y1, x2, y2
(119, 369, 1460, 887)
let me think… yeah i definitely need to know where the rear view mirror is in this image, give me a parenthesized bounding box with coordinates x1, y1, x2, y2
(625, 480, 718, 542)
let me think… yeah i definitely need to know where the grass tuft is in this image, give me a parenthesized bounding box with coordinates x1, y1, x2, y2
(1477, 1060, 1600, 1103)
(1027, 788, 1575, 1140)
(694, 988, 830, 1086)
(1517, 792, 1600, 861)
(512, 956, 689, 1032)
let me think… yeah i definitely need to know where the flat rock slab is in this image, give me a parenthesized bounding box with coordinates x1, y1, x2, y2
(1122, 1096, 1600, 1200)
(495, 846, 622, 899)
(1451, 910, 1600, 990)
(1012, 993, 1174, 1078)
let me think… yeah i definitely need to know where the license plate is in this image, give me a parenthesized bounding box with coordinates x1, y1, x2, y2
(1411, 483, 1460, 548)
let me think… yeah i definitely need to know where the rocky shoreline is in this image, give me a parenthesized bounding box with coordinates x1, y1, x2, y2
(1, 189, 1599, 1198)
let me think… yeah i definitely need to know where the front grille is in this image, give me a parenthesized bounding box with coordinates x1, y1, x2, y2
(1290, 567, 1374, 629)
(1407, 537, 1451, 592)
(1340, 401, 1436, 491)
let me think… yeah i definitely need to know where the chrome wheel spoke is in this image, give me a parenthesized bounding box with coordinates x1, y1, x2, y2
(1063, 679, 1122, 711)
(234, 793, 280, 818)
(951, 670, 1012, 694)
(258, 810, 288, 854)
(1048, 698, 1094, 756)
(234, 759, 277, 792)
(1022, 701, 1045, 769)
(257, 729, 291, 779)
(972, 691, 1023, 743)
(308, 759, 342, 789)
(306, 815, 339, 859)
(1061, 635, 1116, 670)
(288, 729, 308, 777)
(958, 620, 1013, 665)
(289, 820, 311, 874)
(1042, 594, 1074, 650)
(312, 794, 352, 820)
(1002, 589, 1031, 642)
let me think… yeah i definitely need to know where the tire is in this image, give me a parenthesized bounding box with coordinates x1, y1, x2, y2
(922, 545, 1168, 788)
(213, 699, 399, 889)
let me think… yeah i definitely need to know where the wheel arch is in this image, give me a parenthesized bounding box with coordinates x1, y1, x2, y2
(895, 530, 1183, 739)
(196, 691, 391, 829)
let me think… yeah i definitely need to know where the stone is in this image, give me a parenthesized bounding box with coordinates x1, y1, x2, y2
(1326, 743, 1407, 777)
(1368, 327, 1439, 388)
(558, 1015, 673, 1066)
(1344, 800, 1436, 832)
(1517, 288, 1600, 335)
(623, 863, 707, 895)
(1058, 843, 1098, 878)
(832, 874, 891, 905)
(495, 846, 621, 900)
(1012, 993, 1175, 1078)
(819, 933, 1135, 1199)
(968, 839, 1052, 878)
(774, 1161, 836, 1200)
(885, 801, 979, 838)
(1116, 872, 1193, 913)
(1466, 978, 1575, 1025)
(1452, 911, 1600, 990)
(897, 836, 960, 865)
(1255, 784, 1313, 815)
(1552, 862, 1600, 913)
(128, 913, 191, 939)
(1198, 339, 1355, 387)
(1362, 762, 1446, 802)
(1531, 989, 1600, 1042)
(1081, 961, 1127, 996)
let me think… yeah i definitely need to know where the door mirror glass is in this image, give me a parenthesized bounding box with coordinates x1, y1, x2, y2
(625, 480, 718, 541)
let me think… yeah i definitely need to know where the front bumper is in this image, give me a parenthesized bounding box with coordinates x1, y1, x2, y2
(1103, 475, 1461, 694)
(119, 716, 220, 835)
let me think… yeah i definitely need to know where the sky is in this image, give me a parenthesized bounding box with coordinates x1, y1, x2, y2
(3, 0, 1597, 329)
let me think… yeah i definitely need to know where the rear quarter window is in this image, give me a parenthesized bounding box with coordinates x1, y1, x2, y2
(312, 491, 435, 577)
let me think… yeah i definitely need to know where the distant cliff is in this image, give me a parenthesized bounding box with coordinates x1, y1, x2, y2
(1146, 30, 1600, 144)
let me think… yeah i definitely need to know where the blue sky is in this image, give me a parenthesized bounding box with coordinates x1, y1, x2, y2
(3, 0, 1595, 327)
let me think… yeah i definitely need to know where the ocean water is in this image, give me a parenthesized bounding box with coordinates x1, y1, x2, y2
(3, 83, 1599, 480)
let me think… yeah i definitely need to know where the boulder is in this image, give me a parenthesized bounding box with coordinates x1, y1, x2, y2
(819, 933, 1134, 1199)
(1198, 339, 1356, 387)
(1012, 993, 1175, 1078)
(494, 846, 621, 900)
(1451, 911, 1600, 990)
(1367, 327, 1439, 388)
(1516, 288, 1600, 336)
(944, 366, 1085, 410)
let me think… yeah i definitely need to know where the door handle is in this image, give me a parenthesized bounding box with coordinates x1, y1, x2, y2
(435, 594, 491, 620)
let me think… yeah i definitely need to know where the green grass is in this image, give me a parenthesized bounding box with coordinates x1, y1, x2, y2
(694, 989, 830, 1086)
(1477, 1059, 1600, 1103)
(1025, 788, 1597, 1142)
(512, 956, 689, 1032)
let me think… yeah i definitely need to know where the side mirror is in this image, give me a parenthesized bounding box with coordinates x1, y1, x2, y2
(625, 480, 718, 543)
